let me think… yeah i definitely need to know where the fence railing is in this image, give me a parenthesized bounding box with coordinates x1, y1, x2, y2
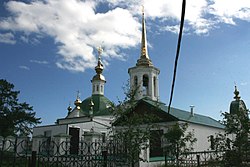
(0, 137, 130, 167)
(2, 137, 248, 167)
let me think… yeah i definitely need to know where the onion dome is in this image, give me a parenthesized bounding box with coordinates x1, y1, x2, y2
(74, 91, 82, 110)
(67, 103, 72, 115)
(79, 94, 112, 116)
(92, 46, 106, 82)
(229, 86, 247, 115)
(67, 105, 72, 112)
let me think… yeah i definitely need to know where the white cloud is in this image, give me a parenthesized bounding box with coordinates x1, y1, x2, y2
(240, 82, 248, 86)
(20, 35, 41, 44)
(0, 32, 16, 44)
(209, 0, 250, 24)
(108, 0, 250, 35)
(162, 25, 180, 34)
(1, 0, 250, 72)
(0, 0, 140, 72)
(30, 60, 49, 65)
(19, 65, 30, 70)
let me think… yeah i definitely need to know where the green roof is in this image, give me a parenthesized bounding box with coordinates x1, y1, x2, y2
(142, 98, 224, 129)
(79, 94, 112, 116)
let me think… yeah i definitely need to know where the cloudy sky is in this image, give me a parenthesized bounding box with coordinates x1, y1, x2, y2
(1, 0, 250, 125)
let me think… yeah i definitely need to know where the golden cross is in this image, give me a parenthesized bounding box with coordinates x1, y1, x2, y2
(76, 90, 80, 99)
(97, 45, 103, 58)
(142, 5, 144, 14)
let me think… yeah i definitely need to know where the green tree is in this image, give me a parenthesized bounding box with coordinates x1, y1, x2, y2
(162, 122, 197, 166)
(0, 79, 41, 137)
(110, 84, 160, 167)
(213, 109, 249, 166)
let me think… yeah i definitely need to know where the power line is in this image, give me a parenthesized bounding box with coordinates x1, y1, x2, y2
(168, 0, 186, 114)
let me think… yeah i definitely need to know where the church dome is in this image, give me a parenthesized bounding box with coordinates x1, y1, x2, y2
(230, 100, 247, 115)
(92, 74, 105, 82)
(229, 86, 247, 115)
(79, 94, 112, 116)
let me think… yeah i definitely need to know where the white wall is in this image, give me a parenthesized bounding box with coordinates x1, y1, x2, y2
(187, 123, 225, 151)
(67, 121, 109, 139)
(138, 121, 225, 167)
(33, 124, 67, 137)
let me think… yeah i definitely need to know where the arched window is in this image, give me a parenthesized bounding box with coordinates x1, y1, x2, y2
(134, 76, 138, 86)
(96, 85, 99, 92)
(101, 85, 103, 92)
(142, 74, 149, 96)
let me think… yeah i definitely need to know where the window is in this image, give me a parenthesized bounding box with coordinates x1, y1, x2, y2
(150, 130, 163, 157)
(142, 74, 149, 96)
(102, 133, 106, 142)
(101, 85, 103, 92)
(134, 76, 138, 86)
(96, 85, 99, 91)
(210, 135, 214, 150)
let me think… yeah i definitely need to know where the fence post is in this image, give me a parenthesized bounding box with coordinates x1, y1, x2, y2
(29, 151, 36, 167)
(165, 153, 167, 167)
(0, 140, 5, 166)
(102, 150, 107, 167)
(196, 154, 200, 167)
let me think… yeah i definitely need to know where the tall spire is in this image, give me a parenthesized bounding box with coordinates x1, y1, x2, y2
(136, 6, 153, 67)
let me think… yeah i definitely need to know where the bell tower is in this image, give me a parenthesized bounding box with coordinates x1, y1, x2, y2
(128, 8, 160, 101)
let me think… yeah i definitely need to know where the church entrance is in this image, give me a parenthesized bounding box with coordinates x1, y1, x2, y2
(69, 127, 80, 154)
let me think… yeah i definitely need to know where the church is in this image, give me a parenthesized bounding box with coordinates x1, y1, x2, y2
(32, 10, 245, 166)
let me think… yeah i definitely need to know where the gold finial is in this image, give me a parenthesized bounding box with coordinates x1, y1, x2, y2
(67, 102, 72, 112)
(142, 5, 144, 14)
(74, 91, 82, 109)
(95, 46, 104, 74)
(89, 99, 94, 108)
(89, 99, 94, 117)
(234, 85, 240, 101)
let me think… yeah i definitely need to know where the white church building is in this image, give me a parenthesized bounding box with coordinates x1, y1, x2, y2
(31, 11, 242, 166)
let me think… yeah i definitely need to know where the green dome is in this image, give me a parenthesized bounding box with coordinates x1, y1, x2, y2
(79, 94, 112, 116)
(230, 99, 247, 115)
(229, 86, 248, 115)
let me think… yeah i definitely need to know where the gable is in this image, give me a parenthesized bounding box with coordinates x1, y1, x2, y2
(142, 98, 224, 129)
(113, 99, 177, 126)
(133, 100, 178, 122)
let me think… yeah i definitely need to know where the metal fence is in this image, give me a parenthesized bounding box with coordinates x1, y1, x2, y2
(0, 137, 130, 167)
(2, 137, 248, 167)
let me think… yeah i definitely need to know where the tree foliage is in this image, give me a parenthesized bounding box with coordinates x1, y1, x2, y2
(213, 109, 250, 166)
(0, 79, 41, 137)
(163, 123, 197, 163)
(110, 84, 160, 167)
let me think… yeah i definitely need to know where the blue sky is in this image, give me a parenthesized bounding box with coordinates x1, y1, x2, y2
(1, 0, 250, 125)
